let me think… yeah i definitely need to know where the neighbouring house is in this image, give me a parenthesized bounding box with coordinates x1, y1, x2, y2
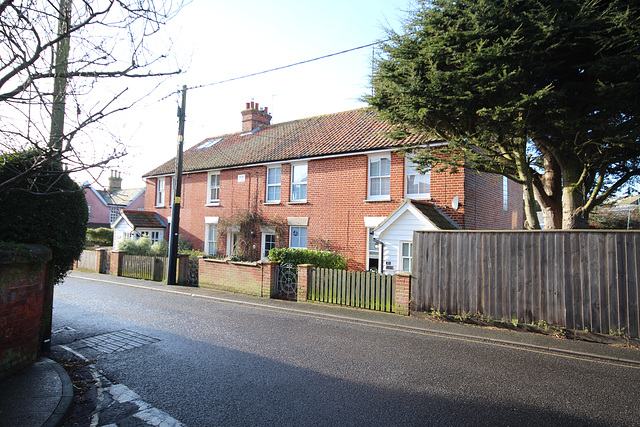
(141, 101, 524, 272)
(84, 171, 145, 228)
(111, 210, 168, 248)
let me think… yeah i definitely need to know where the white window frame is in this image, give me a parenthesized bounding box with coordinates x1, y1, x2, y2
(368, 153, 391, 201)
(290, 162, 308, 202)
(207, 171, 221, 205)
(156, 177, 165, 207)
(405, 159, 431, 199)
(266, 165, 281, 203)
(503, 176, 509, 211)
(140, 230, 162, 244)
(399, 241, 413, 272)
(109, 207, 120, 224)
(289, 226, 307, 249)
(367, 227, 381, 271)
(261, 233, 276, 260)
(205, 223, 218, 256)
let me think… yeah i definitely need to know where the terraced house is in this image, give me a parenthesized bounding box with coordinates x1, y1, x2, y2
(142, 102, 523, 272)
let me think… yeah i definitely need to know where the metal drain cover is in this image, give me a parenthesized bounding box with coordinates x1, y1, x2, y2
(79, 330, 160, 354)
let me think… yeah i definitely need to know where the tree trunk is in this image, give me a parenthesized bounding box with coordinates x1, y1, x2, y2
(514, 149, 540, 229)
(561, 165, 590, 229)
(532, 146, 562, 229)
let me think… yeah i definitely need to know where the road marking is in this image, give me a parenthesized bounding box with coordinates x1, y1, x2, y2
(58, 345, 184, 426)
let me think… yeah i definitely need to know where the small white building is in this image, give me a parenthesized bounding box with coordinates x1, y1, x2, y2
(373, 200, 459, 274)
(112, 210, 168, 248)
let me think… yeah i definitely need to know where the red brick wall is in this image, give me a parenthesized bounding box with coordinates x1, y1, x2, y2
(145, 151, 523, 271)
(0, 247, 51, 379)
(198, 258, 273, 296)
(463, 171, 524, 230)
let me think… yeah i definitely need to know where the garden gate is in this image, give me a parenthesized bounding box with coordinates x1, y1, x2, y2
(275, 262, 297, 300)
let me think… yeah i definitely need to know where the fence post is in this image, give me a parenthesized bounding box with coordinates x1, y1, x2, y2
(177, 254, 189, 285)
(395, 272, 411, 316)
(110, 250, 125, 276)
(261, 261, 278, 298)
(297, 264, 315, 302)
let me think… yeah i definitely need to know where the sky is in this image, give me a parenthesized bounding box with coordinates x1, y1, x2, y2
(83, 0, 414, 190)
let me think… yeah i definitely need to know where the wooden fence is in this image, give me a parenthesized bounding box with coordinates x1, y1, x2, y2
(75, 250, 97, 271)
(413, 231, 640, 338)
(120, 255, 168, 282)
(308, 268, 396, 313)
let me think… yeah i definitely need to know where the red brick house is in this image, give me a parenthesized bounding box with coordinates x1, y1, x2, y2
(84, 171, 145, 228)
(142, 102, 523, 272)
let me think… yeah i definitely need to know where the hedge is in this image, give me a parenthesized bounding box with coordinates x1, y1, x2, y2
(268, 248, 347, 270)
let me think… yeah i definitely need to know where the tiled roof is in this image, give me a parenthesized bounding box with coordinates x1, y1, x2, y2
(410, 200, 460, 230)
(97, 188, 144, 206)
(143, 108, 433, 177)
(121, 210, 167, 229)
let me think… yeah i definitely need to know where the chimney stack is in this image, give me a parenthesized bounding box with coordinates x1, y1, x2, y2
(241, 101, 272, 133)
(108, 170, 122, 192)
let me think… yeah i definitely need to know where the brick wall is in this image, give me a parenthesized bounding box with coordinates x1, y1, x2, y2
(145, 150, 523, 270)
(464, 171, 524, 230)
(198, 258, 276, 297)
(0, 245, 52, 379)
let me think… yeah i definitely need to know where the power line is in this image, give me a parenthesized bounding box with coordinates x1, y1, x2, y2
(159, 40, 385, 101)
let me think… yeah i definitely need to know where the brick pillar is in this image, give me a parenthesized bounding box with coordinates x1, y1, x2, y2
(261, 261, 278, 298)
(395, 272, 411, 316)
(110, 251, 126, 276)
(96, 248, 106, 273)
(177, 254, 189, 285)
(296, 264, 314, 302)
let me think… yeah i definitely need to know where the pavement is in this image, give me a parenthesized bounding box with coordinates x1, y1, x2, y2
(0, 357, 73, 427)
(2, 270, 640, 427)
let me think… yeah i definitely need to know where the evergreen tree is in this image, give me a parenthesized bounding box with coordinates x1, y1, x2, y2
(368, 0, 640, 228)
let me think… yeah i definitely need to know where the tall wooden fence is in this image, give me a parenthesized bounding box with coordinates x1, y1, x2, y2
(120, 255, 168, 282)
(413, 231, 640, 338)
(309, 268, 396, 313)
(75, 250, 97, 272)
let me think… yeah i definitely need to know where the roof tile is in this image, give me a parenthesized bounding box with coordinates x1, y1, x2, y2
(143, 108, 432, 177)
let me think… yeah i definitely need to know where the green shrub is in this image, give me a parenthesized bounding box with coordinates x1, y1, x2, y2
(178, 235, 193, 251)
(268, 248, 347, 269)
(150, 240, 169, 257)
(0, 151, 88, 284)
(86, 227, 113, 246)
(181, 249, 205, 259)
(117, 236, 153, 255)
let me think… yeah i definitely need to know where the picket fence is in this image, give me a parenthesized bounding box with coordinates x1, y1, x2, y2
(308, 268, 396, 313)
(119, 255, 168, 282)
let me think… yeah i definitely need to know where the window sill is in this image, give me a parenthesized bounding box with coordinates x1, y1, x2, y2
(154, 205, 165, 208)
(364, 197, 391, 203)
(287, 201, 307, 205)
(264, 201, 281, 205)
(205, 202, 220, 207)
(405, 195, 431, 200)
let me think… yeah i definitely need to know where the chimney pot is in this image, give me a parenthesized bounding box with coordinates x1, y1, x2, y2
(241, 100, 272, 132)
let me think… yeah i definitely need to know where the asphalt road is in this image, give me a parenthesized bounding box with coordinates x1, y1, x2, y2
(51, 274, 640, 426)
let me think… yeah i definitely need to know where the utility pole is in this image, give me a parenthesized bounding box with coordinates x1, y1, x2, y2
(41, 0, 72, 354)
(49, 0, 72, 151)
(167, 85, 187, 285)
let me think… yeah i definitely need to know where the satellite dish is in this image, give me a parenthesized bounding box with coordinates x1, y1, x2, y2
(452, 196, 459, 210)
